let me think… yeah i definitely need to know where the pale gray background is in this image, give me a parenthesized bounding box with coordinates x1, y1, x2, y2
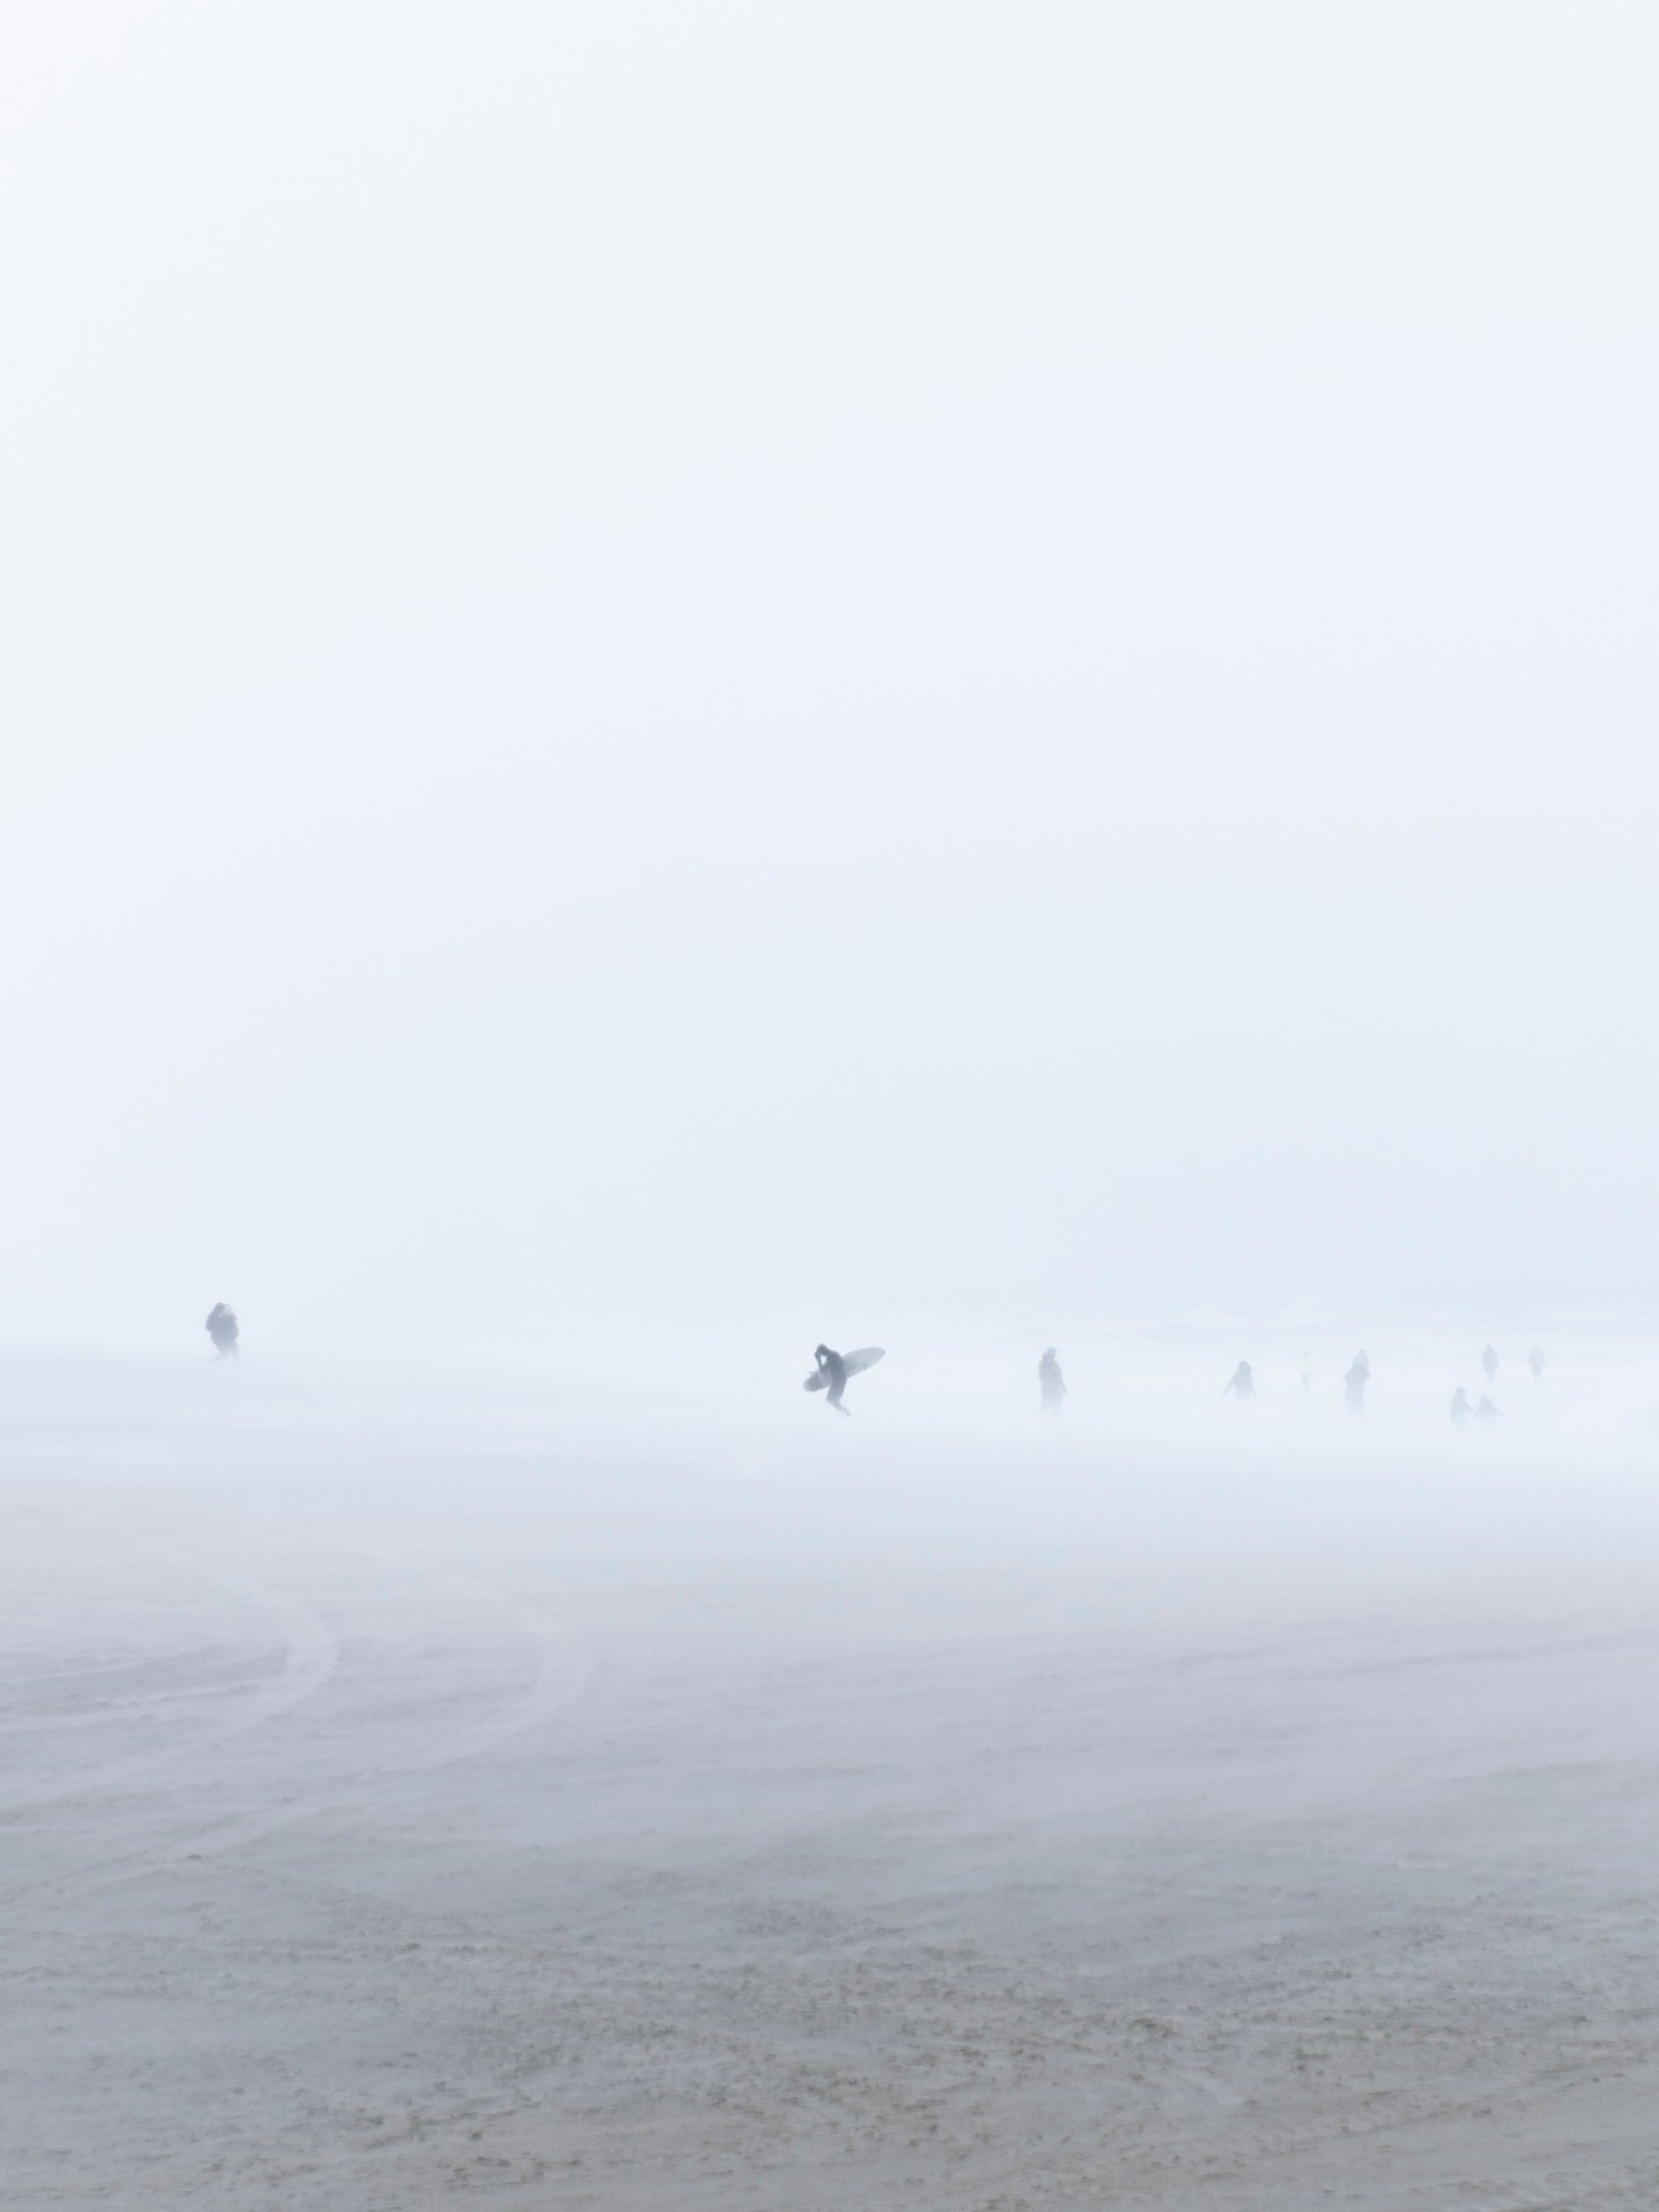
(3, 1, 1655, 1347)
(6, 19, 1659, 2203)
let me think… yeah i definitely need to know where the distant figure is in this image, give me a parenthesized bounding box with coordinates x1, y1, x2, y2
(1223, 1360, 1255, 1402)
(1038, 1347, 1066, 1414)
(803, 1343, 886, 1413)
(1476, 1392, 1504, 1424)
(1481, 1344, 1499, 1386)
(1449, 1386, 1471, 1428)
(813, 1343, 848, 1413)
(1343, 1354, 1368, 1416)
(1529, 1346, 1546, 1383)
(205, 1303, 240, 1359)
(1298, 1352, 1312, 1394)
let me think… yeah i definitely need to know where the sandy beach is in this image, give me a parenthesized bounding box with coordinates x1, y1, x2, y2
(4, 1346, 1659, 2208)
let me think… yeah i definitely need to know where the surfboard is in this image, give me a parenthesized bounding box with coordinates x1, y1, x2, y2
(803, 1346, 886, 1392)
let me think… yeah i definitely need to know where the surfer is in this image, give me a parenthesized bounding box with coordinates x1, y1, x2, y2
(1481, 1344, 1499, 1386)
(1449, 1386, 1471, 1428)
(1038, 1347, 1066, 1414)
(205, 1302, 240, 1359)
(804, 1344, 885, 1412)
(1223, 1359, 1255, 1402)
(813, 1344, 850, 1413)
(1344, 1354, 1368, 1416)
(1529, 1346, 1546, 1382)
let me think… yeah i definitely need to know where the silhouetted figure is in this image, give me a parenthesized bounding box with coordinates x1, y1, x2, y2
(803, 1344, 885, 1412)
(1529, 1346, 1546, 1382)
(1298, 1352, 1312, 1394)
(814, 1343, 849, 1413)
(1343, 1355, 1368, 1416)
(1481, 1344, 1499, 1386)
(1449, 1386, 1471, 1429)
(1038, 1347, 1066, 1414)
(205, 1303, 240, 1359)
(1476, 1392, 1504, 1424)
(1223, 1360, 1255, 1401)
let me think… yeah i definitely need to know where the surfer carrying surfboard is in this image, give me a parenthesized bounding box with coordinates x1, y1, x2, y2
(805, 1344, 885, 1412)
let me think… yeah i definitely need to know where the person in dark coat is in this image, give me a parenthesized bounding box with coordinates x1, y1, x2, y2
(205, 1303, 240, 1358)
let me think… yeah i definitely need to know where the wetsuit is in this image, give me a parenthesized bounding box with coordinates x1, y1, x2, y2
(815, 1344, 849, 1412)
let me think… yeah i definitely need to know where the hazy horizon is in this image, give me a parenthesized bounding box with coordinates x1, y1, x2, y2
(4, 1, 1656, 1346)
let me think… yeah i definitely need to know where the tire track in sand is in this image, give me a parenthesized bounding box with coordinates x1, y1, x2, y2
(23, 1560, 591, 1897)
(0, 1545, 341, 1817)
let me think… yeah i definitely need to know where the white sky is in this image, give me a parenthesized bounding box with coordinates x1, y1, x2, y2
(2, 2, 1655, 1346)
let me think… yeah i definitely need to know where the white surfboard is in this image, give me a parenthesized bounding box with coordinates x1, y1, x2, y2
(803, 1347, 886, 1392)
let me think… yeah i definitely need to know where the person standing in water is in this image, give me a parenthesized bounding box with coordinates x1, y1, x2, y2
(1481, 1344, 1499, 1387)
(813, 1344, 849, 1413)
(1223, 1360, 1255, 1401)
(1038, 1347, 1066, 1414)
(1449, 1386, 1471, 1428)
(205, 1303, 240, 1359)
(1343, 1352, 1368, 1416)
(1529, 1346, 1546, 1382)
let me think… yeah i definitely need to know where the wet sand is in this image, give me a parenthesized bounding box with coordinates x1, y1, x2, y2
(5, 1351, 1659, 2208)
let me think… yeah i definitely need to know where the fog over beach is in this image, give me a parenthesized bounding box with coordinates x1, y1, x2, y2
(9, 1329, 1659, 2206)
(3, 2, 1659, 2205)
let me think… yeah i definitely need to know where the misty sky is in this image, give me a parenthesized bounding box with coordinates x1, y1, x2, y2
(2, 2, 1656, 1346)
